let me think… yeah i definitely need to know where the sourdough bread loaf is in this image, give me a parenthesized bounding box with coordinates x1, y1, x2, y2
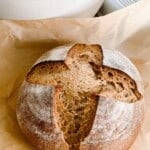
(16, 44, 144, 150)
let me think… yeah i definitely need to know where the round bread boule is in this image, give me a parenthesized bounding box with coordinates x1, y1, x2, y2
(16, 44, 144, 150)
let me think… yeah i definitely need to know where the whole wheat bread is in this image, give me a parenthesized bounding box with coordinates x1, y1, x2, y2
(17, 44, 144, 150)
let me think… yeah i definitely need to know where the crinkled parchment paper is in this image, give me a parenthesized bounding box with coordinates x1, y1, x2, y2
(0, 0, 149, 150)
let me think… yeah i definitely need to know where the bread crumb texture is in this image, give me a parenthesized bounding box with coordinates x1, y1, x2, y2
(21, 44, 142, 150)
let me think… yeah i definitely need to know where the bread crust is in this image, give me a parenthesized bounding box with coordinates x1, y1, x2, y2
(80, 97, 144, 150)
(17, 82, 69, 150)
(16, 44, 144, 150)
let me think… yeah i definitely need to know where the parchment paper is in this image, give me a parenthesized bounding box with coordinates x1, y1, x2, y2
(0, 0, 150, 150)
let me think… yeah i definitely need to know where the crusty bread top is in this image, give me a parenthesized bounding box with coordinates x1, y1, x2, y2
(25, 44, 143, 150)
(27, 44, 142, 102)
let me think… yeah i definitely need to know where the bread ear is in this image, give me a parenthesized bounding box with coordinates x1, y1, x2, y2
(65, 44, 103, 68)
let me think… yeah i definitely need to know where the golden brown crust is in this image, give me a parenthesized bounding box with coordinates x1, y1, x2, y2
(16, 44, 144, 150)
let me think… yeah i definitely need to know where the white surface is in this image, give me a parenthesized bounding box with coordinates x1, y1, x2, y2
(0, 0, 104, 20)
(102, 0, 140, 14)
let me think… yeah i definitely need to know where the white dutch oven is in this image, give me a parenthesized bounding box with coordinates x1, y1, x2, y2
(0, 0, 104, 20)
(102, 0, 140, 14)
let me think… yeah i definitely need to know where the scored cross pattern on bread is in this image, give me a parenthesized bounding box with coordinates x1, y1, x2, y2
(26, 44, 142, 150)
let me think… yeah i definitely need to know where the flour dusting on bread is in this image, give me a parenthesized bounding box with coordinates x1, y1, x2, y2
(17, 44, 144, 150)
